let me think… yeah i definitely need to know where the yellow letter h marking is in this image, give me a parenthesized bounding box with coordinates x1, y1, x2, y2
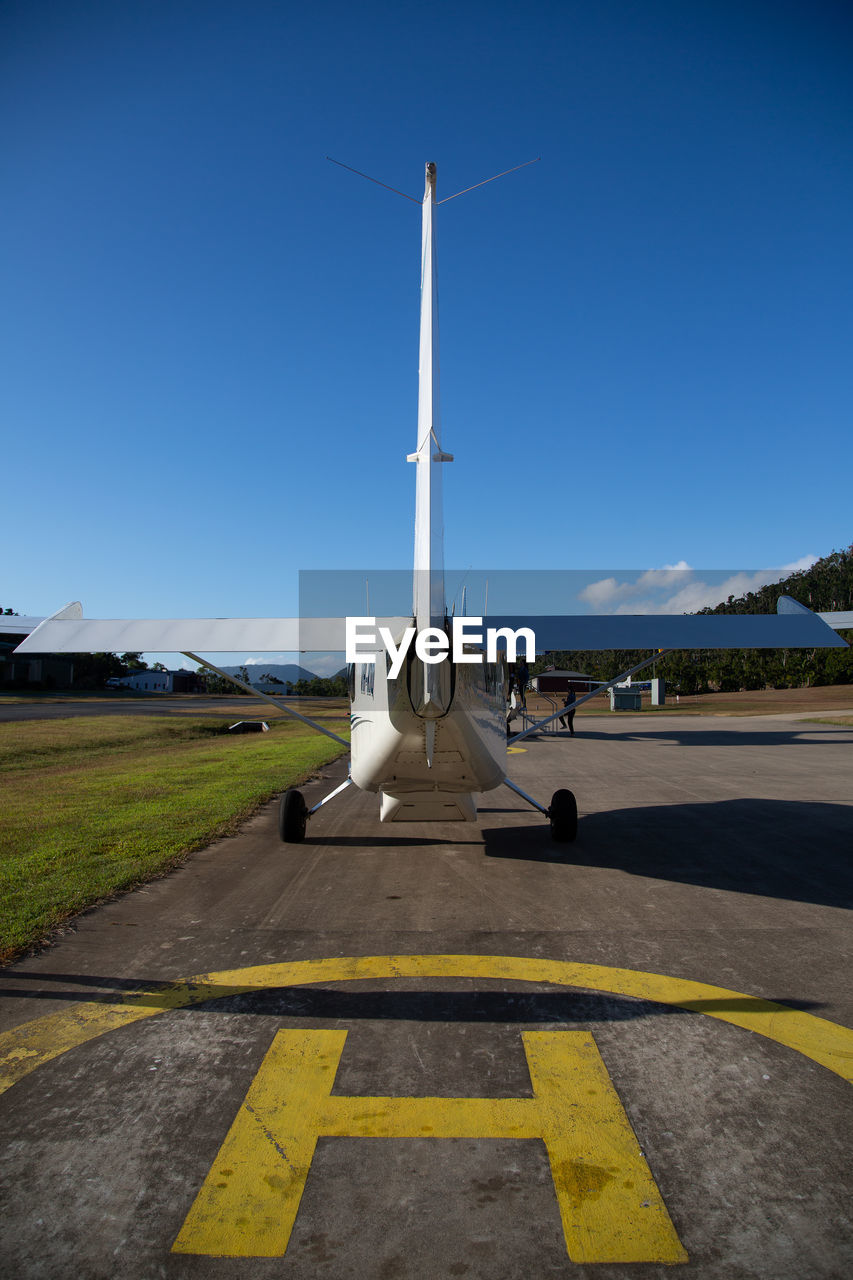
(173, 1028, 687, 1264)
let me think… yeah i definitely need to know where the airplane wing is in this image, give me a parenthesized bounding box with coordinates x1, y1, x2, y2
(12, 605, 409, 655)
(486, 597, 847, 650)
(11, 596, 847, 657)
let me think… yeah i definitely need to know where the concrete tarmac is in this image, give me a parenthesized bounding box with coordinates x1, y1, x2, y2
(1, 713, 851, 1279)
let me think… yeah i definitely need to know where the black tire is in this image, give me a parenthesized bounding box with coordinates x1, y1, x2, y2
(279, 789, 308, 842)
(549, 788, 577, 843)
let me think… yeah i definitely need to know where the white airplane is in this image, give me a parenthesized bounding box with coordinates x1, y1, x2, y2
(11, 162, 849, 843)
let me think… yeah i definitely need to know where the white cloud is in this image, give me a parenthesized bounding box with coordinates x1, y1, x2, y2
(578, 577, 640, 608)
(580, 564, 695, 609)
(780, 554, 818, 573)
(634, 561, 693, 591)
(579, 558, 816, 616)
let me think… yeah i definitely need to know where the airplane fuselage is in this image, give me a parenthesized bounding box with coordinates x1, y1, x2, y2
(349, 635, 508, 822)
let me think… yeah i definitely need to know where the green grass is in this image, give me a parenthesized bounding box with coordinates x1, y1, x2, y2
(0, 716, 348, 962)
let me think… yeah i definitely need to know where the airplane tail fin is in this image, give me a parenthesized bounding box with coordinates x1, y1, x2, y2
(327, 155, 538, 638)
(408, 162, 452, 634)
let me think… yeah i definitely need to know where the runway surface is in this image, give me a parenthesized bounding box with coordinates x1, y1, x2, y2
(1, 712, 851, 1278)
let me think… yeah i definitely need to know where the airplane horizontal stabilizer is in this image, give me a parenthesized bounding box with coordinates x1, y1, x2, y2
(818, 611, 853, 631)
(0, 616, 48, 637)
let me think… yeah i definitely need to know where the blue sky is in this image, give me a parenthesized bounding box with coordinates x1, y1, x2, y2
(3, 1, 851, 668)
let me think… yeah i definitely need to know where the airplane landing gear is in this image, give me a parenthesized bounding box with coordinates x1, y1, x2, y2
(502, 777, 579, 843)
(548, 789, 577, 843)
(279, 789, 307, 842)
(278, 773, 354, 842)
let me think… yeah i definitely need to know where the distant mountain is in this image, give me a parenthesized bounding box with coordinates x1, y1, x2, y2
(221, 663, 317, 685)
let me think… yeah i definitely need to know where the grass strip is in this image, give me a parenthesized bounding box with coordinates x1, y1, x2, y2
(0, 716, 348, 962)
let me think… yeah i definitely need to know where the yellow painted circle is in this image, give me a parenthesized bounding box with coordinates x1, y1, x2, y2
(2, 955, 851, 1094)
(507, 746, 527, 754)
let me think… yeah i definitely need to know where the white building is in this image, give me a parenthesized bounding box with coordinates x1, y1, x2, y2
(107, 671, 174, 693)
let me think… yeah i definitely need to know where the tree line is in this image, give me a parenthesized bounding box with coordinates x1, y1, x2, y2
(531, 545, 853, 694)
(184, 667, 347, 698)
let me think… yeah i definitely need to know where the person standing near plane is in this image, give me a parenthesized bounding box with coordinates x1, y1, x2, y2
(560, 686, 576, 735)
(516, 657, 529, 707)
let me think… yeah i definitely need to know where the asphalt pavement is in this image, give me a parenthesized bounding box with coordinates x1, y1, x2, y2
(1, 712, 851, 1279)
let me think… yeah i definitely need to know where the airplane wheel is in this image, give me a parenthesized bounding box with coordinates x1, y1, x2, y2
(549, 788, 577, 843)
(279, 789, 307, 842)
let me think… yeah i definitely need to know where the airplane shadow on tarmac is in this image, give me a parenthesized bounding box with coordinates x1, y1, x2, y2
(529, 725, 853, 747)
(483, 798, 853, 910)
(0, 973, 826, 1020)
